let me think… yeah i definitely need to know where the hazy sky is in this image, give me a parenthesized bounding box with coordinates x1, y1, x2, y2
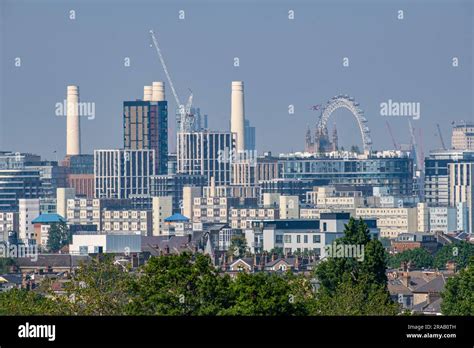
(1, 0, 472, 160)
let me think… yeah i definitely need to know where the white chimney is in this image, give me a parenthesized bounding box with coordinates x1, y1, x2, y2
(231, 81, 245, 153)
(152, 81, 165, 101)
(66, 85, 81, 155)
(143, 86, 152, 101)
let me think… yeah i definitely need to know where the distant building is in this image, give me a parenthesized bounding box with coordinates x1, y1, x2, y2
(70, 233, 141, 255)
(424, 150, 474, 206)
(451, 122, 474, 150)
(245, 213, 379, 256)
(0, 212, 18, 242)
(355, 207, 418, 239)
(391, 233, 438, 253)
(177, 131, 234, 186)
(255, 153, 280, 182)
(244, 119, 256, 152)
(61, 154, 95, 198)
(149, 173, 207, 213)
(0, 152, 42, 211)
(66, 197, 152, 235)
(448, 161, 474, 233)
(18, 199, 40, 242)
(152, 196, 172, 236)
(279, 152, 413, 196)
(32, 213, 66, 247)
(94, 149, 155, 199)
(123, 100, 168, 175)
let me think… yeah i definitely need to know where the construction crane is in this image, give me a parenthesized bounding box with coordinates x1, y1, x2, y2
(385, 121, 399, 150)
(149, 30, 194, 132)
(436, 123, 447, 150)
(408, 120, 422, 171)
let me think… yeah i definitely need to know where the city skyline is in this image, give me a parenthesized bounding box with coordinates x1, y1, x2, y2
(1, 0, 472, 159)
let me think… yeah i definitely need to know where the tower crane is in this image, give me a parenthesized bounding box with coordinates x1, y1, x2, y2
(436, 123, 447, 150)
(408, 120, 423, 171)
(385, 121, 399, 150)
(149, 30, 194, 132)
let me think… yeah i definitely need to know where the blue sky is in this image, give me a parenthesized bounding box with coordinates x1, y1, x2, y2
(1, 0, 472, 158)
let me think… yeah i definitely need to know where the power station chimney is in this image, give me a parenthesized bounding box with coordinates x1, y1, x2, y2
(66, 85, 81, 155)
(231, 81, 245, 153)
(152, 81, 165, 102)
(143, 86, 152, 101)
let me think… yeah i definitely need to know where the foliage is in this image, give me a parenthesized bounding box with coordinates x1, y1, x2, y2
(315, 217, 387, 294)
(387, 248, 434, 269)
(55, 255, 131, 315)
(0, 289, 62, 315)
(221, 272, 313, 316)
(268, 247, 284, 258)
(312, 276, 399, 315)
(0, 257, 15, 274)
(313, 217, 397, 314)
(227, 235, 248, 258)
(434, 242, 474, 270)
(441, 257, 474, 315)
(126, 253, 231, 315)
(47, 222, 71, 253)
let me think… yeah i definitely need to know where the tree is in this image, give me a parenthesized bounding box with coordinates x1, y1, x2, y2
(312, 276, 399, 315)
(47, 222, 71, 253)
(434, 242, 474, 270)
(0, 257, 15, 273)
(0, 289, 61, 315)
(227, 235, 248, 258)
(127, 253, 231, 315)
(313, 217, 397, 314)
(221, 272, 313, 316)
(315, 218, 387, 293)
(388, 248, 434, 269)
(53, 255, 131, 315)
(268, 247, 284, 258)
(441, 257, 474, 315)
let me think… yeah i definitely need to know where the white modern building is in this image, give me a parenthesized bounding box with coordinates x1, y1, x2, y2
(244, 213, 379, 257)
(18, 198, 40, 242)
(70, 233, 141, 255)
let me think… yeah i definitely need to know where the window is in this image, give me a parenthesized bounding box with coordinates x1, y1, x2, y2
(275, 235, 283, 244)
(284, 235, 291, 243)
(313, 234, 321, 243)
(297, 235, 301, 243)
(323, 222, 327, 231)
(304, 235, 308, 243)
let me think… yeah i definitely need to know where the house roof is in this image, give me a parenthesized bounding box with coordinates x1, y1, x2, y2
(413, 275, 447, 293)
(229, 258, 253, 269)
(15, 254, 90, 268)
(412, 297, 443, 314)
(164, 213, 190, 222)
(32, 213, 65, 224)
(0, 274, 22, 284)
(265, 257, 296, 268)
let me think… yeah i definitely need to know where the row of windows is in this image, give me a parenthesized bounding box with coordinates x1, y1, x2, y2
(277, 234, 321, 244)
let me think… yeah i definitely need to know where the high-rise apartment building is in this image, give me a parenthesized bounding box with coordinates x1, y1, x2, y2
(177, 131, 235, 186)
(94, 149, 155, 199)
(123, 82, 168, 175)
(448, 161, 474, 232)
